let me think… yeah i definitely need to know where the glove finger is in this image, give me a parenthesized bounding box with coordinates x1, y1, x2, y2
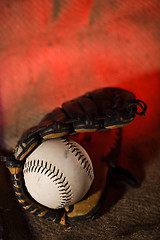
(62, 96, 100, 132)
(39, 108, 72, 139)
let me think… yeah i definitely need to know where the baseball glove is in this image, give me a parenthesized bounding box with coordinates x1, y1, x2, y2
(0, 87, 147, 225)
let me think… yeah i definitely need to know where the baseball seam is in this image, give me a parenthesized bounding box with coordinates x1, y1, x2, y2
(23, 160, 72, 209)
(61, 138, 94, 181)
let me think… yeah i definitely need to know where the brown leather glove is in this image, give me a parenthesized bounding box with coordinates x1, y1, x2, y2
(0, 87, 147, 225)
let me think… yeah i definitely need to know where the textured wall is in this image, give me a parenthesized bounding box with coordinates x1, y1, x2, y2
(0, 1, 160, 239)
(0, 0, 160, 149)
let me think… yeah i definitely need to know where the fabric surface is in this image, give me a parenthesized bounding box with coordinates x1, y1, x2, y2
(0, 0, 160, 239)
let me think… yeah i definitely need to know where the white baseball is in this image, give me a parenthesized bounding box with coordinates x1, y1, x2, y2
(23, 138, 94, 209)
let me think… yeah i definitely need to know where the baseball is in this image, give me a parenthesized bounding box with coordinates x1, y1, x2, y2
(23, 138, 94, 209)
